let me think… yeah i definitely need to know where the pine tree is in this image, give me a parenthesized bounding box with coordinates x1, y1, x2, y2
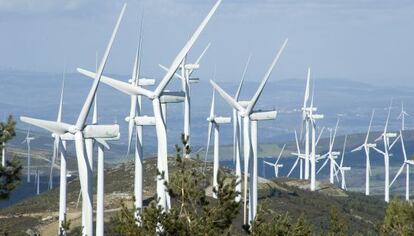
(327, 207, 348, 236)
(381, 199, 414, 235)
(0, 155, 22, 200)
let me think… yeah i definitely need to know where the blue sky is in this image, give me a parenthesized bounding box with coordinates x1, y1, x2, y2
(0, 0, 413, 85)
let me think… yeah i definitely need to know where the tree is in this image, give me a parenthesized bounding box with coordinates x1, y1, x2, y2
(0, 115, 16, 166)
(381, 199, 414, 236)
(248, 203, 312, 236)
(327, 207, 348, 236)
(0, 155, 22, 199)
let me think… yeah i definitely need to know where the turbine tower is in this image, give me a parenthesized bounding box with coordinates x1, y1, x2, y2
(78, 0, 222, 212)
(205, 89, 231, 198)
(373, 100, 397, 202)
(20, 5, 124, 235)
(390, 130, 414, 201)
(263, 144, 285, 177)
(22, 128, 35, 183)
(210, 39, 288, 225)
(397, 102, 409, 131)
(351, 109, 376, 196)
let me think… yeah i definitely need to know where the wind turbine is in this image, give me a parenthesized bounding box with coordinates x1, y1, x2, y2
(205, 89, 231, 198)
(351, 109, 376, 196)
(263, 144, 285, 177)
(317, 120, 341, 184)
(390, 130, 413, 201)
(22, 128, 35, 183)
(160, 43, 211, 159)
(397, 102, 409, 131)
(20, 4, 124, 235)
(337, 135, 350, 190)
(373, 100, 397, 202)
(78, 0, 222, 212)
(210, 39, 288, 225)
(232, 55, 251, 202)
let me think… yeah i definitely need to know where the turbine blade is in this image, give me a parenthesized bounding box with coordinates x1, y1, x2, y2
(351, 144, 364, 152)
(315, 127, 325, 146)
(340, 135, 348, 167)
(76, 4, 126, 130)
(287, 157, 299, 177)
(303, 67, 311, 108)
(365, 109, 375, 144)
(317, 157, 329, 174)
(210, 80, 245, 113)
(246, 39, 288, 114)
(390, 164, 405, 187)
(126, 96, 137, 157)
(57, 71, 65, 123)
(384, 99, 393, 133)
(401, 130, 408, 162)
(189, 42, 211, 76)
(77, 68, 154, 98)
(205, 121, 213, 162)
(294, 130, 301, 155)
(20, 117, 71, 134)
(154, 0, 222, 97)
(275, 144, 285, 165)
(234, 54, 251, 100)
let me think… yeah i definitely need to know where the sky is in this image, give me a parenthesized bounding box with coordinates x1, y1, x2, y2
(0, 0, 414, 85)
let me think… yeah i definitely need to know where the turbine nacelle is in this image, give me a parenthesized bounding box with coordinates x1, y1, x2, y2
(311, 114, 324, 120)
(127, 78, 156, 86)
(134, 116, 156, 126)
(184, 64, 200, 70)
(207, 116, 231, 124)
(59, 124, 120, 140)
(385, 132, 397, 138)
(250, 110, 277, 121)
(159, 91, 185, 104)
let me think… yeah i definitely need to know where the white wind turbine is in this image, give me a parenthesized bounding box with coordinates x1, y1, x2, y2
(263, 144, 285, 177)
(78, 0, 222, 212)
(22, 128, 35, 183)
(205, 89, 231, 198)
(390, 130, 413, 201)
(337, 135, 350, 190)
(20, 5, 124, 235)
(160, 43, 211, 158)
(317, 120, 341, 184)
(398, 102, 409, 131)
(232, 55, 251, 202)
(351, 109, 376, 196)
(210, 39, 288, 225)
(373, 100, 398, 202)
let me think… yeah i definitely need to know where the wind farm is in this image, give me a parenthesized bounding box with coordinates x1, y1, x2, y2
(1, 1, 414, 235)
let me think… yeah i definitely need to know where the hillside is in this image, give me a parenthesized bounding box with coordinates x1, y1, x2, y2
(0, 157, 387, 235)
